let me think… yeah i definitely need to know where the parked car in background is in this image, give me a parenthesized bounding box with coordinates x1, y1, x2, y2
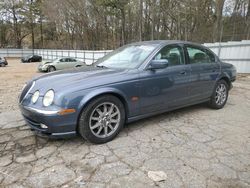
(19, 40, 236, 144)
(0, 57, 8, 67)
(21, 55, 42, 63)
(38, 57, 85, 72)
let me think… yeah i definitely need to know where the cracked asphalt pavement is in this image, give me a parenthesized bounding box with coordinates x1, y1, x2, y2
(0, 59, 250, 187)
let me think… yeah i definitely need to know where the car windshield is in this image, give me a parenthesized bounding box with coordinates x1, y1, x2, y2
(96, 44, 157, 69)
(24, 55, 32, 58)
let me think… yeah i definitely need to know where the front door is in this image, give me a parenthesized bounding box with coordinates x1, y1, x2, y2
(139, 44, 192, 114)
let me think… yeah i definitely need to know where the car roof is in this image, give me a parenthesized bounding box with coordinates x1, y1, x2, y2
(58, 57, 77, 59)
(129, 40, 204, 47)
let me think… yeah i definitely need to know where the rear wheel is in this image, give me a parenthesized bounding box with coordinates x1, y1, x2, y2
(209, 80, 229, 109)
(78, 95, 125, 144)
(48, 66, 56, 72)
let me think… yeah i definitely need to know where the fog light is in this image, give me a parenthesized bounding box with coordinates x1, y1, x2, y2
(40, 124, 48, 129)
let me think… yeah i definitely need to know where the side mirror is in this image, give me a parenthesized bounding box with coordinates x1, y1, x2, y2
(148, 59, 169, 70)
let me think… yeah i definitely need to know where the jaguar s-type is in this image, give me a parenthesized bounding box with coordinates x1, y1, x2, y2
(19, 41, 236, 143)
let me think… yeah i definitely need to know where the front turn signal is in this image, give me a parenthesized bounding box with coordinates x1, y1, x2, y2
(58, 108, 76, 115)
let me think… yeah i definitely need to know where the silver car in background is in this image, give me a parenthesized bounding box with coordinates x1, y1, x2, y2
(38, 57, 85, 72)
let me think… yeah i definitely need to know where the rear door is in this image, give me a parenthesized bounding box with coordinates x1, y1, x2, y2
(185, 45, 220, 101)
(56, 58, 68, 70)
(68, 58, 79, 67)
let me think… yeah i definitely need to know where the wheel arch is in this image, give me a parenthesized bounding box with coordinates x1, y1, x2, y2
(48, 65, 56, 71)
(76, 88, 129, 130)
(218, 73, 231, 87)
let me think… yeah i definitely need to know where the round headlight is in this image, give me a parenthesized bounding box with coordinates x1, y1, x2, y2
(32, 90, 40, 103)
(43, 90, 54, 107)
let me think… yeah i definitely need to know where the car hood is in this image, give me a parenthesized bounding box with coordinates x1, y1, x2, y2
(31, 67, 132, 94)
(39, 60, 52, 66)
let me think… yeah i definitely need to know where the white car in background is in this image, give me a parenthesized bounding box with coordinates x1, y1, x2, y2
(38, 57, 85, 72)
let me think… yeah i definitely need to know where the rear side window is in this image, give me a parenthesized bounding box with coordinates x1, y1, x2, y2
(69, 58, 76, 62)
(186, 46, 215, 64)
(154, 45, 185, 66)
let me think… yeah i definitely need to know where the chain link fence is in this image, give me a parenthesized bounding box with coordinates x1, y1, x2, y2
(1, 40, 250, 72)
(0, 49, 112, 65)
(204, 40, 250, 73)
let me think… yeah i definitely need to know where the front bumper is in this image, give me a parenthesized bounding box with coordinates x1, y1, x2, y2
(38, 66, 48, 72)
(21, 59, 27, 63)
(19, 105, 77, 138)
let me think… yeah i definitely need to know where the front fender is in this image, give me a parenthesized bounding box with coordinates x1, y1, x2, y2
(76, 87, 128, 114)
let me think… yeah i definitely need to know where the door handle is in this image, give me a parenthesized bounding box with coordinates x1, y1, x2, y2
(179, 71, 186, 75)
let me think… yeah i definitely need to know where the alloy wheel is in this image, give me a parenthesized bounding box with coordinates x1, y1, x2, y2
(89, 102, 121, 138)
(215, 83, 227, 105)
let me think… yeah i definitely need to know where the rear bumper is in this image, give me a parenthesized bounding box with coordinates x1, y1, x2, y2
(19, 105, 77, 138)
(229, 82, 233, 90)
(229, 76, 236, 90)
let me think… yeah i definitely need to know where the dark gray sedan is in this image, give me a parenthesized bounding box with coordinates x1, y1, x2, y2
(0, 57, 8, 67)
(19, 40, 236, 144)
(21, 55, 42, 63)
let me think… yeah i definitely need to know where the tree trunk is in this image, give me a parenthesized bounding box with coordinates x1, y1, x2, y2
(213, 0, 225, 42)
(150, 1, 154, 40)
(30, 0, 35, 51)
(139, 0, 143, 41)
(246, 0, 250, 39)
(40, 17, 43, 48)
(121, 8, 126, 45)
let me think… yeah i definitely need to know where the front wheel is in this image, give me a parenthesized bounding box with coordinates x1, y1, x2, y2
(48, 66, 56, 72)
(209, 80, 229, 109)
(78, 95, 125, 144)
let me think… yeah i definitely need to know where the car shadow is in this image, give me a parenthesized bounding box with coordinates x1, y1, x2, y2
(38, 102, 209, 144)
(124, 102, 208, 130)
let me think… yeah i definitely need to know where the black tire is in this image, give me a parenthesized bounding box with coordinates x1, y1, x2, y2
(209, 79, 229, 109)
(78, 95, 125, 144)
(48, 66, 56, 72)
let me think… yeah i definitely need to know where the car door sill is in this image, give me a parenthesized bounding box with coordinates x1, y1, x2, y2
(127, 98, 210, 123)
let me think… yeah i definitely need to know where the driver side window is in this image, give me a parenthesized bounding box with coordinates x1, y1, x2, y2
(154, 45, 185, 66)
(60, 58, 66, 62)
